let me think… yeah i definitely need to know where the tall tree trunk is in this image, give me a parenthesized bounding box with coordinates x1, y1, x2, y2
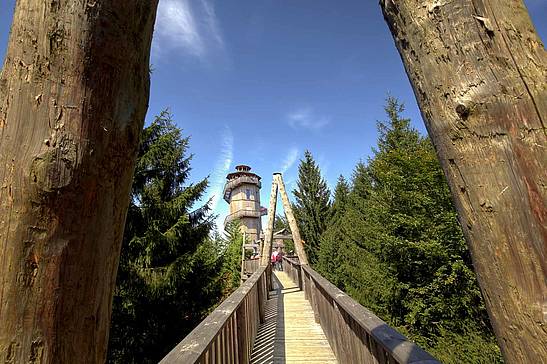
(261, 178, 278, 266)
(380, 0, 546, 362)
(0, 1, 158, 363)
(274, 173, 309, 265)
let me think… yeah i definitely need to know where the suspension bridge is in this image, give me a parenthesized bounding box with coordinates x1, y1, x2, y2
(159, 173, 440, 364)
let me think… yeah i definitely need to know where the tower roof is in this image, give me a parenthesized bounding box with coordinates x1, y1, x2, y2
(226, 165, 261, 181)
(235, 165, 251, 172)
(224, 165, 262, 202)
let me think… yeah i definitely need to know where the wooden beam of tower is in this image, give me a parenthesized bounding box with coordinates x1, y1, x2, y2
(274, 173, 309, 265)
(260, 177, 278, 266)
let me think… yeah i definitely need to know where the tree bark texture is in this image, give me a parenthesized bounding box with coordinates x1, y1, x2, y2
(260, 178, 278, 266)
(274, 174, 309, 265)
(380, 0, 546, 362)
(0, 1, 158, 363)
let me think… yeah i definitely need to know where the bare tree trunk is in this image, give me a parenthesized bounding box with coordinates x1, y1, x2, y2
(0, 1, 158, 363)
(274, 174, 309, 265)
(380, 0, 546, 362)
(261, 179, 278, 266)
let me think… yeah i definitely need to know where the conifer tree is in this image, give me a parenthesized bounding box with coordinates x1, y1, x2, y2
(317, 175, 349, 284)
(332, 97, 501, 362)
(292, 151, 331, 264)
(108, 111, 221, 364)
(330, 175, 350, 219)
(219, 220, 245, 296)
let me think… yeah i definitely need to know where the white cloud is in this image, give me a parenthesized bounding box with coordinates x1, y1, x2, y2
(280, 147, 299, 173)
(153, 0, 224, 61)
(205, 126, 233, 230)
(287, 107, 330, 130)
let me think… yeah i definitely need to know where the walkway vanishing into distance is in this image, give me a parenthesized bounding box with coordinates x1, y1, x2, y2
(250, 271, 337, 364)
(161, 256, 441, 364)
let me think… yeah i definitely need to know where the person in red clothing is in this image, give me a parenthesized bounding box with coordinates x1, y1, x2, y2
(271, 250, 279, 270)
(276, 248, 284, 271)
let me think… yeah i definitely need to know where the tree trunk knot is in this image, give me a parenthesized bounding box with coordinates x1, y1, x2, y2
(455, 104, 470, 120)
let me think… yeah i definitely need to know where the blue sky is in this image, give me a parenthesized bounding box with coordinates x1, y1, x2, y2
(1, 1, 546, 231)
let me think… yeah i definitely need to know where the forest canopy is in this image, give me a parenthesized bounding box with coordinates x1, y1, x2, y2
(108, 100, 502, 363)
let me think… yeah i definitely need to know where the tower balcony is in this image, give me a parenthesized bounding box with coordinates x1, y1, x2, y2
(223, 175, 262, 202)
(224, 209, 266, 226)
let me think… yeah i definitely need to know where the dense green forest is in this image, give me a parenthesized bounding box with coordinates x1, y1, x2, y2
(108, 99, 503, 363)
(107, 111, 244, 363)
(293, 97, 503, 363)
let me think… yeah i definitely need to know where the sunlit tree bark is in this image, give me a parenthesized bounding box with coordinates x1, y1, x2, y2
(0, 1, 158, 362)
(380, 0, 546, 362)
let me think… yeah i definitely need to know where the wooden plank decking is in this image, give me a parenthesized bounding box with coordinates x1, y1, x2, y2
(250, 271, 337, 364)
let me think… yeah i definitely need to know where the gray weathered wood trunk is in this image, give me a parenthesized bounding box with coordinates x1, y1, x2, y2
(274, 173, 309, 265)
(0, 1, 158, 363)
(260, 179, 278, 266)
(380, 0, 546, 362)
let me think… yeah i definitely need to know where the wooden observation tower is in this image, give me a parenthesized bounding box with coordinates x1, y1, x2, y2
(223, 165, 266, 242)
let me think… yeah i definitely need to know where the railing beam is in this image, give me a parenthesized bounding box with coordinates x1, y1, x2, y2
(160, 266, 268, 363)
(281, 257, 441, 364)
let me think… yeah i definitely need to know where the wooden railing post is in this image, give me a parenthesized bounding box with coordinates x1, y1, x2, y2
(266, 264, 272, 299)
(296, 265, 441, 364)
(257, 274, 265, 323)
(236, 302, 247, 363)
(160, 266, 267, 363)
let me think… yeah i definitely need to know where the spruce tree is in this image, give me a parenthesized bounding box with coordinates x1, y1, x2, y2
(330, 175, 350, 219)
(317, 175, 349, 284)
(292, 150, 331, 265)
(108, 111, 221, 364)
(332, 97, 501, 363)
(219, 220, 245, 296)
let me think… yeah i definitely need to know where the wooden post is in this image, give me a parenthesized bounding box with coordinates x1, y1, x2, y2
(380, 1, 547, 361)
(236, 306, 247, 364)
(274, 173, 309, 265)
(257, 274, 265, 323)
(240, 232, 246, 284)
(260, 178, 278, 266)
(0, 2, 158, 363)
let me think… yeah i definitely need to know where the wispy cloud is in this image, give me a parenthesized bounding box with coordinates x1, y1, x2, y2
(153, 0, 224, 61)
(205, 126, 233, 229)
(280, 147, 299, 173)
(287, 107, 330, 130)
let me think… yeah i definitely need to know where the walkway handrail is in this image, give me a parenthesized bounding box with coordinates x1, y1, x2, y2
(160, 265, 269, 364)
(283, 257, 441, 364)
(283, 255, 303, 289)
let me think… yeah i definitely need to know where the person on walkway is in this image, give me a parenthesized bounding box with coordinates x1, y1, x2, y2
(276, 248, 283, 271)
(271, 250, 279, 270)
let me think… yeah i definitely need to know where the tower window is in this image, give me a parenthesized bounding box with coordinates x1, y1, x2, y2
(246, 189, 251, 199)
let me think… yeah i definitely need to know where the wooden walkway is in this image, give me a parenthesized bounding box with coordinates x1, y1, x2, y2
(250, 271, 337, 364)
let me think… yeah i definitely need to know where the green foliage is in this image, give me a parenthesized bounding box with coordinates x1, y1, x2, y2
(316, 175, 349, 286)
(318, 97, 501, 362)
(274, 214, 294, 253)
(219, 220, 245, 296)
(292, 150, 331, 264)
(425, 327, 503, 364)
(108, 111, 221, 364)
